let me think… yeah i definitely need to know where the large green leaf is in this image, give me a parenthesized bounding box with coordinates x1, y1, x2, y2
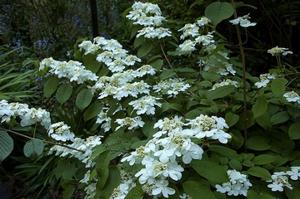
(23, 138, 44, 157)
(289, 122, 300, 140)
(55, 84, 73, 104)
(252, 96, 268, 118)
(137, 44, 153, 57)
(95, 151, 111, 189)
(247, 166, 271, 180)
(191, 160, 228, 183)
(75, 88, 93, 110)
(225, 112, 239, 127)
(183, 180, 216, 199)
(270, 111, 289, 125)
(205, 2, 234, 25)
(83, 101, 103, 121)
(253, 154, 277, 165)
(207, 85, 235, 100)
(246, 136, 271, 151)
(271, 78, 287, 96)
(43, 76, 59, 98)
(0, 131, 14, 161)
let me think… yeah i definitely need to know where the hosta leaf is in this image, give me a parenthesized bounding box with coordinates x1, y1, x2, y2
(75, 88, 93, 110)
(0, 131, 14, 161)
(205, 2, 234, 25)
(23, 138, 44, 157)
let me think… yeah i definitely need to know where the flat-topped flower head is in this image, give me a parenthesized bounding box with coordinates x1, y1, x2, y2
(255, 73, 275, 88)
(267, 46, 293, 56)
(48, 122, 75, 142)
(284, 91, 300, 104)
(210, 79, 239, 90)
(229, 14, 256, 27)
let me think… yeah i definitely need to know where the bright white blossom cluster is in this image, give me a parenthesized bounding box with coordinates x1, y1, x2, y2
(115, 116, 145, 130)
(284, 91, 300, 105)
(153, 78, 190, 98)
(229, 14, 257, 28)
(178, 17, 215, 53)
(267, 167, 300, 192)
(121, 115, 230, 198)
(267, 46, 293, 56)
(127, 2, 171, 39)
(0, 100, 51, 129)
(255, 73, 276, 88)
(39, 58, 98, 84)
(129, 95, 161, 115)
(210, 79, 239, 91)
(48, 122, 75, 142)
(215, 170, 252, 196)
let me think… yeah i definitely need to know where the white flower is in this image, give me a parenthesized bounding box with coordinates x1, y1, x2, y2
(267, 46, 293, 56)
(287, 167, 300, 180)
(255, 73, 275, 88)
(137, 27, 171, 39)
(216, 170, 252, 196)
(153, 78, 190, 98)
(229, 14, 256, 27)
(218, 65, 236, 76)
(178, 23, 200, 39)
(48, 122, 75, 142)
(196, 17, 211, 27)
(210, 79, 239, 90)
(96, 109, 112, 132)
(284, 91, 300, 103)
(115, 116, 145, 130)
(129, 95, 161, 115)
(267, 172, 292, 192)
(178, 40, 196, 53)
(151, 180, 176, 198)
(0, 100, 14, 123)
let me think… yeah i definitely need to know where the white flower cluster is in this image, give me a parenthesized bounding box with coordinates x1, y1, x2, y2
(127, 2, 171, 39)
(39, 58, 98, 84)
(178, 17, 215, 53)
(215, 170, 252, 197)
(268, 167, 300, 192)
(267, 46, 293, 56)
(210, 79, 239, 91)
(284, 91, 300, 104)
(110, 170, 136, 199)
(229, 14, 256, 28)
(121, 115, 230, 198)
(218, 65, 237, 76)
(49, 135, 102, 168)
(153, 78, 190, 98)
(129, 95, 161, 115)
(79, 37, 141, 73)
(48, 122, 75, 142)
(0, 100, 51, 129)
(255, 73, 275, 88)
(115, 116, 145, 130)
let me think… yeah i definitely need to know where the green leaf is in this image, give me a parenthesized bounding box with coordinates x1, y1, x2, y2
(207, 85, 235, 100)
(253, 154, 277, 165)
(191, 160, 228, 184)
(209, 145, 238, 158)
(96, 167, 120, 199)
(83, 101, 102, 121)
(289, 122, 300, 140)
(55, 84, 73, 104)
(137, 44, 153, 57)
(23, 138, 44, 157)
(149, 59, 164, 70)
(247, 166, 271, 180)
(0, 131, 14, 161)
(271, 78, 288, 96)
(252, 96, 268, 118)
(125, 184, 144, 199)
(225, 112, 239, 127)
(95, 151, 111, 189)
(43, 76, 59, 98)
(75, 88, 93, 110)
(246, 136, 271, 151)
(202, 71, 220, 81)
(270, 111, 289, 125)
(183, 180, 216, 199)
(205, 2, 234, 25)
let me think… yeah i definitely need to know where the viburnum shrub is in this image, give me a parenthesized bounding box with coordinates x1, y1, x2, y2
(1, 1, 300, 199)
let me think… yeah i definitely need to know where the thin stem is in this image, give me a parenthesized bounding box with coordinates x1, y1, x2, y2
(231, 0, 248, 143)
(2, 128, 84, 153)
(160, 43, 173, 69)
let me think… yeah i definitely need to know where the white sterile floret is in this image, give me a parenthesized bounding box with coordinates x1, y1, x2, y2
(215, 170, 252, 196)
(134, 65, 156, 77)
(39, 58, 98, 84)
(153, 78, 190, 98)
(187, 114, 231, 143)
(96, 109, 111, 132)
(255, 73, 275, 88)
(78, 40, 99, 55)
(229, 14, 257, 27)
(178, 23, 200, 39)
(287, 167, 300, 180)
(178, 40, 196, 53)
(127, 2, 165, 27)
(0, 100, 15, 123)
(196, 17, 211, 27)
(218, 65, 237, 76)
(210, 79, 239, 91)
(267, 171, 293, 192)
(267, 46, 293, 56)
(48, 122, 75, 142)
(284, 91, 300, 104)
(150, 179, 176, 198)
(195, 32, 215, 47)
(129, 95, 161, 115)
(115, 116, 145, 130)
(137, 27, 171, 39)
